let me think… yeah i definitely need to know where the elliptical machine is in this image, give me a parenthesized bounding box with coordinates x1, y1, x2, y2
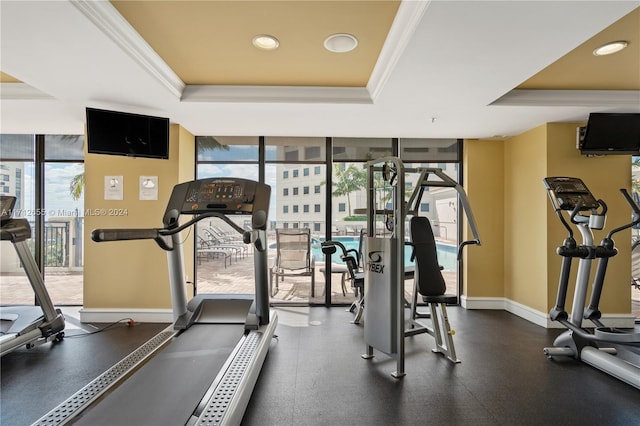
(543, 176, 640, 389)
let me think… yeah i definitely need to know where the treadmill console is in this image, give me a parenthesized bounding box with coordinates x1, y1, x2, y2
(163, 178, 271, 228)
(543, 177, 599, 211)
(0, 196, 16, 223)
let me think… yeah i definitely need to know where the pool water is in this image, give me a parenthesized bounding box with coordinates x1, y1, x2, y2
(312, 236, 457, 271)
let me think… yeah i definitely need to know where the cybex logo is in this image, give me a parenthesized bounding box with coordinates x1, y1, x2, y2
(366, 250, 385, 274)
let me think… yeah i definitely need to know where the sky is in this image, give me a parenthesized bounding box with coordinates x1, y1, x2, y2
(16, 163, 84, 217)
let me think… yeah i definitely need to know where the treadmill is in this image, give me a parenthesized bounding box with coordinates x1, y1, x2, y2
(34, 177, 277, 425)
(0, 195, 65, 357)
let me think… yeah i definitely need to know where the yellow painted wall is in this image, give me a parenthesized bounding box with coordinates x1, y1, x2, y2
(545, 122, 631, 314)
(83, 124, 195, 309)
(463, 139, 504, 298)
(465, 123, 632, 317)
(503, 125, 550, 312)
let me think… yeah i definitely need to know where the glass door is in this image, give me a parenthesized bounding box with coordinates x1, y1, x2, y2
(266, 137, 326, 304)
(0, 135, 36, 305)
(195, 136, 259, 296)
(43, 135, 85, 306)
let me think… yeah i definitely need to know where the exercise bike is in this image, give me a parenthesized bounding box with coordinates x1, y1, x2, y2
(543, 176, 640, 389)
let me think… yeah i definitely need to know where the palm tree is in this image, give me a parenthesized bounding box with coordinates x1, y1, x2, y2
(70, 135, 228, 200)
(196, 136, 229, 155)
(69, 173, 84, 201)
(332, 163, 367, 216)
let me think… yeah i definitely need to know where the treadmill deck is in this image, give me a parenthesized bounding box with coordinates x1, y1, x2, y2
(74, 323, 244, 426)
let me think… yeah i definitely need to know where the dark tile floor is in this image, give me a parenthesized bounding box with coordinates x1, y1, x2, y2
(1, 307, 638, 426)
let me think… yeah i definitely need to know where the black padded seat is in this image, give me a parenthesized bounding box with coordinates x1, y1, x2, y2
(422, 294, 457, 304)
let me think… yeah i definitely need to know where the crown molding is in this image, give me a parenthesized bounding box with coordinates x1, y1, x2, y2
(182, 0, 430, 104)
(181, 85, 372, 104)
(70, 0, 185, 99)
(367, 0, 431, 101)
(70, 0, 372, 104)
(491, 89, 640, 107)
(0, 83, 54, 100)
(69, 0, 426, 105)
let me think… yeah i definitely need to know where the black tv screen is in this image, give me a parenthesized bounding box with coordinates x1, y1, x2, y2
(579, 112, 640, 155)
(86, 108, 170, 159)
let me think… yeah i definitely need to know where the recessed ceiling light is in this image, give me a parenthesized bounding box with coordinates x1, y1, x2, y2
(324, 33, 358, 53)
(593, 40, 628, 56)
(252, 34, 279, 51)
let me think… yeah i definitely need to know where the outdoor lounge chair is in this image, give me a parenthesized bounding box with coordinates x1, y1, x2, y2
(196, 234, 231, 268)
(270, 228, 316, 297)
(204, 228, 247, 260)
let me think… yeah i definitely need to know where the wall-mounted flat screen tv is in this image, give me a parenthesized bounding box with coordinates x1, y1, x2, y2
(86, 107, 170, 159)
(579, 112, 640, 156)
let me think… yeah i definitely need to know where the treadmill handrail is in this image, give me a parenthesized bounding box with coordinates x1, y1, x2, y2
(91, 211, 258, 253)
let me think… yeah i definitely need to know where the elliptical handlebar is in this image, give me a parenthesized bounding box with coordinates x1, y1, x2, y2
(620, 188, 640, 216)
(457, 239, 480, 261)
(568, 199, 584, 223)
(567, 198, 606, 225)
(606, 188, 640, 238)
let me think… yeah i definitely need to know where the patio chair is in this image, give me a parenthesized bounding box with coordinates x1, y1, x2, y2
(270, 228, 316, 297)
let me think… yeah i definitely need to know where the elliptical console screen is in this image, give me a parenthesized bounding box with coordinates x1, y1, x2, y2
(543, 177, 599, 210)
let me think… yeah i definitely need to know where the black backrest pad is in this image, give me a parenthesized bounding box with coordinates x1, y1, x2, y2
(410, 216, 446, 296)
(342, 255, 358, 280)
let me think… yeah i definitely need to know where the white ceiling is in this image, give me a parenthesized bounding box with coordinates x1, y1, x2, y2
(1, 0, 639, 139)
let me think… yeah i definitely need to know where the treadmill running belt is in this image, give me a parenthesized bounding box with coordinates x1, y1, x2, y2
(74, 323, 243, 426)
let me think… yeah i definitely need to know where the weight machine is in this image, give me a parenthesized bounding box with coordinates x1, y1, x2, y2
(360, 157, 481, 377)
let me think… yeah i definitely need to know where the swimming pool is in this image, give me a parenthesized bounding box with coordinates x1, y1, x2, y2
(312, 236, 458, 271)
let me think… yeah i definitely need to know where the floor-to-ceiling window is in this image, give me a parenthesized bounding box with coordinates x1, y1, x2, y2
(42, 135, 84, 305)
(194, 136, 463, 307)
(195, 136, 259, 295)
(265, 137, 326, 304)
(0, 134, 84, 306)
(632, 156, 639, 320)
(0, 135, 36, 305)
(399, 138, 462, 302)
(329, 137, 393, 305)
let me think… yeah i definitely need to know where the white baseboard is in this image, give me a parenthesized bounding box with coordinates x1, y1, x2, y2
(79, 308, 173, 324)
(461, 296, 636, 329)
(460, 295, 506, 310)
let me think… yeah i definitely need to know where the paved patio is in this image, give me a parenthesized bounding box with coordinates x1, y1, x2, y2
(0, 246, 458, 307)
(2, 250, 639, 320)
